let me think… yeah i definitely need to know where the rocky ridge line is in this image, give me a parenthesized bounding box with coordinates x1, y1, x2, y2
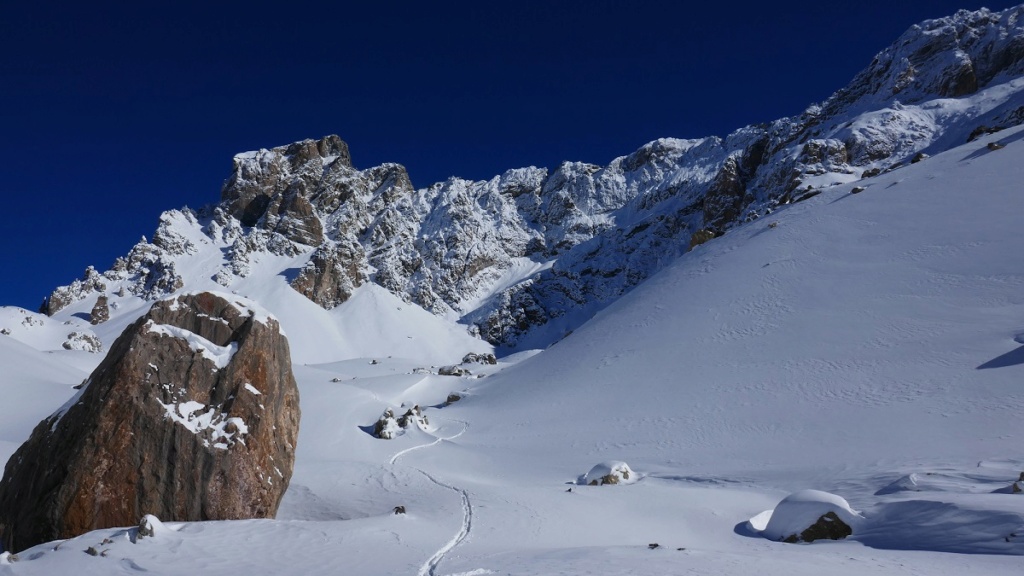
(40, 5, 1024, 349)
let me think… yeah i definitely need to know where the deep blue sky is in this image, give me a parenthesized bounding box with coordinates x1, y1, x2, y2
(1, 1, 1018, 310)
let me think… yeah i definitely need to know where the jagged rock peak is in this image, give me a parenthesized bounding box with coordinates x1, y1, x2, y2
(0, 291, 300, 552)
(234, 134, 352, 171)
(821, 5, 1024, 114)
(221, 135, 355, 231)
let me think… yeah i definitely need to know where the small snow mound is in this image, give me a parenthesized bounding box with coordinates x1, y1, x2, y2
(137, 514, 171, 539)
(876, 473, 921, 495)
(762, 489, 863, 542)
(0, 551, 17, 564)
(580, 461, 637, 486)
(747, 509, 773, 532)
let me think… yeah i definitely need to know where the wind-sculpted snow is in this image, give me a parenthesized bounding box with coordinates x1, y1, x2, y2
(38, 5, 1024, 351)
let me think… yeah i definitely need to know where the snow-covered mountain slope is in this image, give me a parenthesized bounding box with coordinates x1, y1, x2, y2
(2, 110, 1022, 575)
(23, 5, 1024, 356)
(0, 336, 86, 469)
(467, 126, 1024, 476)
(2, 209, 490, 367)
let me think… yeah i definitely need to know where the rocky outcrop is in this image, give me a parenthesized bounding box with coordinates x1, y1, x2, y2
(438, 365, 469, 377)
(222, 134, 351, 228)
(41, 266, 106, 316)
(61, 331, 102, 353)
(702, 156, 747, 230)
(0, 292, 299, 552)
(289, 242, 366, 309)
(90, 295, 109, 325)
(373, 406, 428, 439)
(462, 352, 497, 365)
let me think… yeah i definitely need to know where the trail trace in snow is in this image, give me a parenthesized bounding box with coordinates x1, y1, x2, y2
(385, 415, 475, 576)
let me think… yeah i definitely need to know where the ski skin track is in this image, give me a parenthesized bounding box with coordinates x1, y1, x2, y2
(386, 417, 475, 576)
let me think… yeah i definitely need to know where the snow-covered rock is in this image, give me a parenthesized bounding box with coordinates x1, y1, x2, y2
(580, 461, 637, 486)
(373, 405, 429, 439)
(761, 490, 864, 543)
(136, 515, 162, 539)
(61, 331, 102, 353)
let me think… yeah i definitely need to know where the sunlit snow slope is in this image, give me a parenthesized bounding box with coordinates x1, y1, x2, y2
(1, 129, 1023, 574)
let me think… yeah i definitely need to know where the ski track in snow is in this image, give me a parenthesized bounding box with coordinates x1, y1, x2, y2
(388, 418, 468, 466)
(415, 469, 474, 576)
(385, 417, 475, 576)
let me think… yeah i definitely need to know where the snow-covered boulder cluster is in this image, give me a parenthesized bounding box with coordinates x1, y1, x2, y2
(61, 331, 102, 353)
(373, 405, 429, 439)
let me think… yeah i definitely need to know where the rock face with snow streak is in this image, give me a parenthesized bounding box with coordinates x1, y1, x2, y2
(0, 292, 299, 552)
(38, 5, 1024, 349)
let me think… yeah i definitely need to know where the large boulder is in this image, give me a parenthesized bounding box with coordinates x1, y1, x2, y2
(0, 292, 300, 552)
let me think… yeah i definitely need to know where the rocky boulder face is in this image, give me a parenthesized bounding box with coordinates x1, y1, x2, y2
(290, 241, 366, 308)
(89, 295, 109, 325)
(0, 292, 299, 552)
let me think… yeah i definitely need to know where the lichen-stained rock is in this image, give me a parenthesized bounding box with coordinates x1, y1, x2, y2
(0, 292, 299, 553)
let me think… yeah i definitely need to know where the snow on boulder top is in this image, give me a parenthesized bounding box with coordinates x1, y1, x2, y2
(761, 489, 864, 542)
(581, 461, 638, 486)
(144, 321, 239, 370)
(136, 514, 173, 539)
(174, 291, 279, 329)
